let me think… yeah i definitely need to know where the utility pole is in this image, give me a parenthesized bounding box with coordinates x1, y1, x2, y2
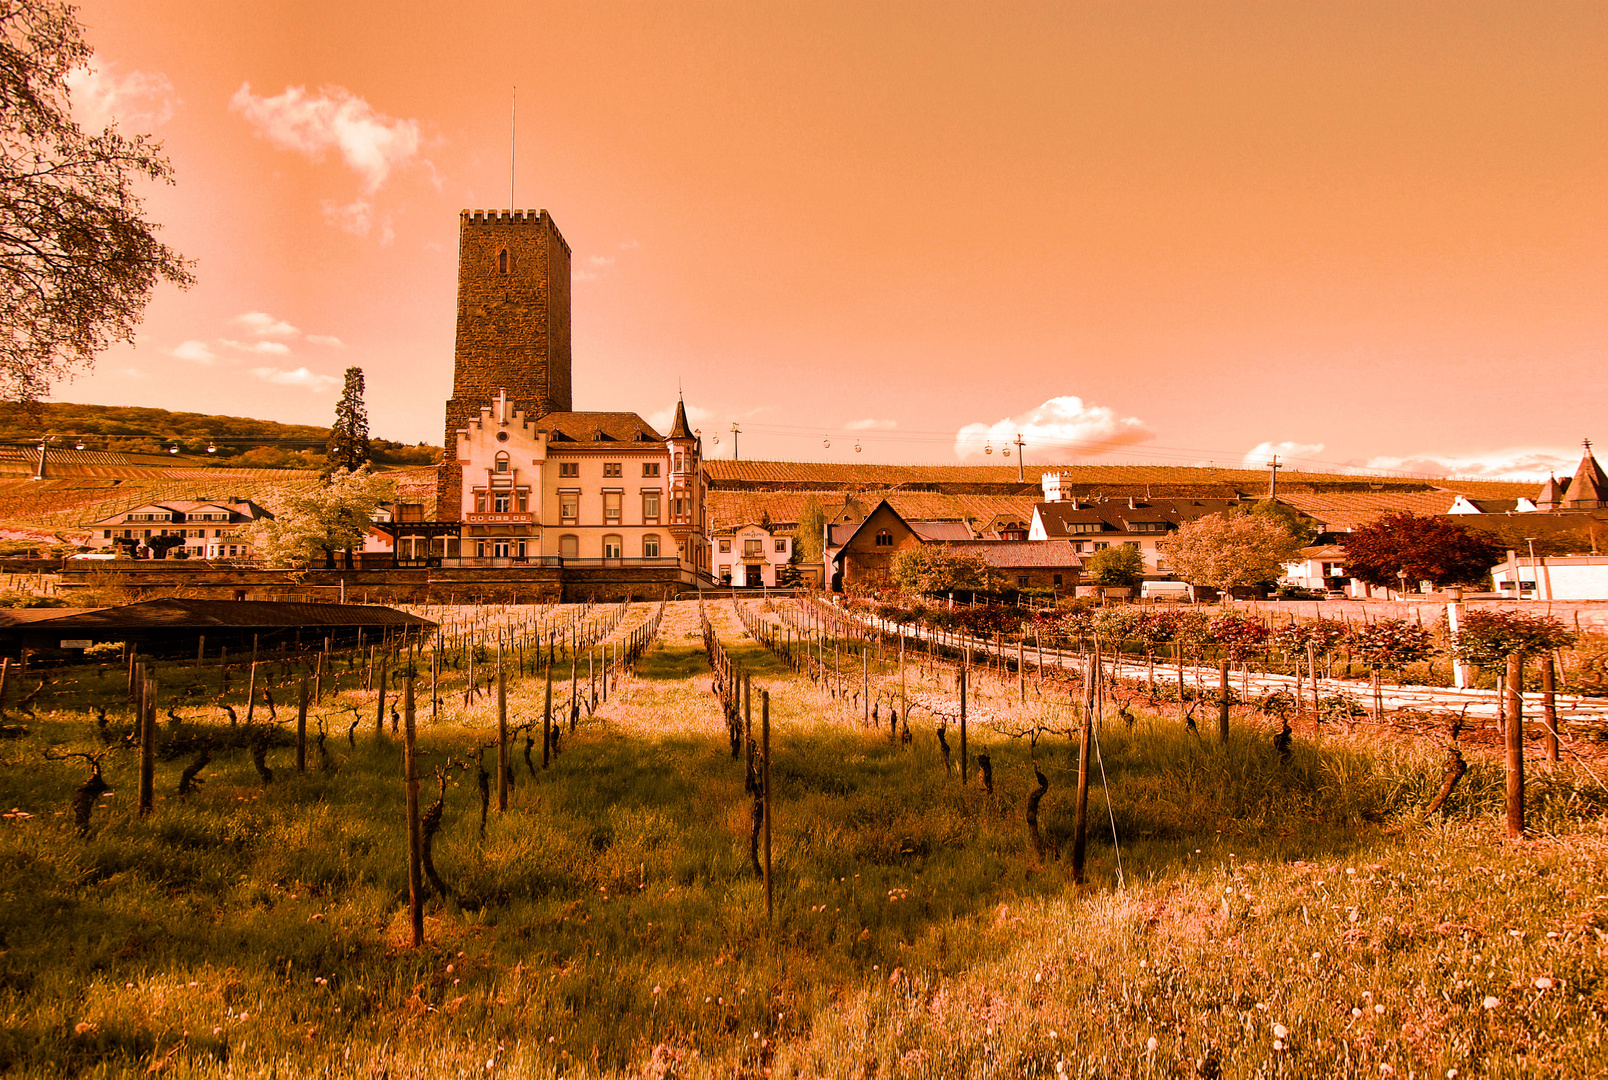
(1265, 454, 1282, 499)
(731, 422, 740, 461)
(1013, 433, 1025, 483)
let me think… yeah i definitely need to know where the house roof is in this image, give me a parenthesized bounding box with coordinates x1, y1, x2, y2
(1275, 491, 1460, 531)
(539, 412, 665, 446)
(88, 499, 272, 528)
(665, 398, 695, 441)
(1564, 442, 1608, 507)
(910, 520, 973, 541)
(1034, 497, 1246, 536)
(4, 598, 435, 632)
(938, 540, 1083, 569)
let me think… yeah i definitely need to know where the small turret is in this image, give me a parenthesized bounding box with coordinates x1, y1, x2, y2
(1562, 439, 1607, 510)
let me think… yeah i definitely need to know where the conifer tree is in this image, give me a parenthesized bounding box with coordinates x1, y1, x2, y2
(328, 367, 371, 471)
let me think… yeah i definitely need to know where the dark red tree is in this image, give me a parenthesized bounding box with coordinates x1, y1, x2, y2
(1340, 512, 1503, 589)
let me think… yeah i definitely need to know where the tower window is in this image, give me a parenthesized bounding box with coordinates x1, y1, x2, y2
(495, 452, 510, 473)
(875, 530, 893, 547)
(498, 249, 508, 274)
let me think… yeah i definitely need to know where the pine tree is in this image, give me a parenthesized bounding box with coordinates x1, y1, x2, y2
(328, 367, 371, 471)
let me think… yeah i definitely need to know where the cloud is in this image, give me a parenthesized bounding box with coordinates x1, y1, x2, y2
(231, 83, 422, 193)
(222, 339, 292, 356)
(1348, 447, 1581, 482)
(954, 395, 1152, 461)
(574, 254, 618, 283)
(235, 311, 299, 338)
(66, 63, 176, 131)
(305, 334, 345, 348)
(845, 418, 897, 431)
(171, 340, 216, 364)
(647, 401, 712, 435)
(1242, 441, 1326, 469)
(250, 366, 340, 392)
(321, 197, 375, 236)
(121, 366, 148, 380)
(619, 239, 640, 250)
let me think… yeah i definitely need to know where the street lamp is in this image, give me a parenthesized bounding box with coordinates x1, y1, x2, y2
(1396, 568, 1408, 598)
(1524, 537, 1545, 601)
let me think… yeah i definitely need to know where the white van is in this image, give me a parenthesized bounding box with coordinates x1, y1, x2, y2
(1140, 580, 1192, 602)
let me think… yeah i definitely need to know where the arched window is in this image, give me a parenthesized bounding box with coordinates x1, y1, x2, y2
(498, 249, 508, 274)
(495, 451, 510, 473)
(558, 534, 579, 559)
(643, 534, 660, 558)
(602, 534, 623, 559)
(875, 530, 893, 547)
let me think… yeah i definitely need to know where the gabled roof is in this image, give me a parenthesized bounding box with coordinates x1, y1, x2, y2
(1564, 441, 1608, 508)
(1537, 474, 1565, 505)
(937, 540, 1082, 569)
(909, 520, 973, 541)
(539, 412, 665, 446)
(829, 499, 918, 562)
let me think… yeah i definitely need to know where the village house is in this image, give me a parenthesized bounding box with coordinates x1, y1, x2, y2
(1027, 472, 1248, 577)
(87, 498, 272, 560)
(710, 521, 793, 587)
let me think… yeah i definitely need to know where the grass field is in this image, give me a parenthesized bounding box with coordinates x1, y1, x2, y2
(0, 600, 1605, 1078)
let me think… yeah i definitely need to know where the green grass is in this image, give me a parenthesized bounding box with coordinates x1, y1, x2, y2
(0, 600, 1605, 1077)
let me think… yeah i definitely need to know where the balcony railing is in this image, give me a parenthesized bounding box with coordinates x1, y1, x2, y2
(464, 512, 534, 525)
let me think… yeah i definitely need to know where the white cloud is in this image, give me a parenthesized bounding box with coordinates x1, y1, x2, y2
(587, 255, 616, 267)
(171, 340, 216, 364)
(954, 395, 1152, 461)
(619, 239, 640, 250)
(322, 197, 375, 236)
(222, 339, 292, 356)
(1242, 441, 1326, 469)
(250, 366, 340, 392)
(235, 311, 299, 338)
(231, 83, 422, 193)
(846, 418, 897, 431)
(1349, 447, 1581, 482)
(646, 401, 712, 434)
(121, 366, 148, 380)
(66, 63, 176, 131)
(305, 334, 345, 348)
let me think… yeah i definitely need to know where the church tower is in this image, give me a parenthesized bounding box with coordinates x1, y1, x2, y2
(439, 209, 572, 520)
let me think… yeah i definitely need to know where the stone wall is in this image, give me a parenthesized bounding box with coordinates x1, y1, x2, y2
(439, 209, 572, 521)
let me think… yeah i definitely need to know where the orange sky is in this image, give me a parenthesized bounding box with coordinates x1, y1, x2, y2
(56, 1, 1608, 479)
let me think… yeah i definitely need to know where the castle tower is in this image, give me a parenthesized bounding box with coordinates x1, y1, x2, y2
(439, 209, 572, 520)
(1562, 438, 1607, 510)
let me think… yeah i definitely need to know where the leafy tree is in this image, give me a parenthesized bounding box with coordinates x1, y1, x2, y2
(1086, 544, 1145, 590)
(1158, 513, 1304, 594)
(1449, 609, 1576, 668)
(793, 494, 825, 566)
(245, 467, 395, 568)
(327, 367, 371, 471)
(1234, 499, 1320, 546)
(889, 544, 997, 595)
(1340, 512, 1502, 590)
(146, 533, 184, 559)
(0, 0, 193, 401)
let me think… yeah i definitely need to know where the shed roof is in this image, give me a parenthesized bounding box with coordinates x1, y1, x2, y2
(7, 598, 434, 632)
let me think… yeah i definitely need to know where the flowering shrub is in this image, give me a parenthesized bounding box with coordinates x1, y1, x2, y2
(1450, 610, 1576, 666)
(1346, 619, 1436, 670)
(1209, 613, 1271, 662)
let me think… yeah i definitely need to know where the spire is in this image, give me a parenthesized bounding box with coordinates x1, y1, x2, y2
(1563, 438, 1608, 509)
(1536, 473, 1565, 510)
(667, 395, 694, 440)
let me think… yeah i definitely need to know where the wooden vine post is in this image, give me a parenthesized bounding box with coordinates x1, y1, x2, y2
(1543, 657, 1559, 762)
(1505, 651, 1525, 838)
(1218, 656, 1231, 743)
(137, 668, 155, 817)
(958, 666, 968, 784)
(245, 660, 258, 723)
(496, 654, 509, 812)
(296, 672, 309, 773)
(403, 671, 424, 947)
(762, 688, 772, 920)
(1071, 651, 1093, 883)
(542, 662, 553, 769)
(1018, 634, 1026, 703)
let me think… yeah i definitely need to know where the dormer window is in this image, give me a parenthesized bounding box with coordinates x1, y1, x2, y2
(495, 452, 510, 474)
(498, 249, 509, 274)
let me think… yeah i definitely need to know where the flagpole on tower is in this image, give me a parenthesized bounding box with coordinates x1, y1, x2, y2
(510, 86, 516, 210)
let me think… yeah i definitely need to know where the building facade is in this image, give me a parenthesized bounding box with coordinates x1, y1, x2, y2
(88, 499, 272, 559)
(711, 522, 792, 587)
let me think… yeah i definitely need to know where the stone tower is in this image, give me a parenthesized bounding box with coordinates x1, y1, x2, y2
(439, 209, 572, 520)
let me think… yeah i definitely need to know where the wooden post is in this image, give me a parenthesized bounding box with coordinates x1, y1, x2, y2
(1018, 634, 1026, 703)
(497, 654, 508, 812)
(430, 647, 439, 724)
(762, 688, 772, 920)
(1543, 656, 1559, 762)
(403, 671, 424, 947)
(959, 667, 968, 784)
(127, 645, 137, 700)
(542, 662, 553, 769)
(1218, 657, 1231, 743)
(197, 634, 205, 662)
(138, 669, 155, 817)
(1176, 641, 1187, 726)
(1071, 668, 1092, 884)
(245, 660, 258, 723)
(296, 672, 309, 773)
(569, 654, 578, 731)
(863, 647, 869, 726)
(376, 654, 388, 735)
(1506, 652, 1525, 839)
(0, 656, 8, 714)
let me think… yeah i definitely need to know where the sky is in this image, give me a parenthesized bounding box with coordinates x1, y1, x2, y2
(51, 1, 1608, 480)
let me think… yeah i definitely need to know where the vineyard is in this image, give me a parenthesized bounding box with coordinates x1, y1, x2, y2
(0, 598, 1604, 1077)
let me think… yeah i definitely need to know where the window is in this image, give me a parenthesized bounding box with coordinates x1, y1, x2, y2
(602, 462, 622, 477)
(744, 539, 763, 556)
(1017, 575, 1030, 587)
(643, 534, 660, 558)
(673, 497, 686, 519)
(493, 493, 512, 513)
(476, 540, 487, 558)
(642, 491, 660, 520)
(1094, 542, 1109, 551)
(102, 530, 110, 539)
(559, 534, 578, 559)
(603, 491, 622, 522)
(875, 530, 893, 547)
(1053, 574, 1064, 587)
(719, 539, 732, 553)
(775, 538, 786, 553)
(495, 452, 510, 473)
(474, 492, 487, 513)
(560, 491, 579, 520)
(602, 534, 623, 559)
(1125, 541, 1140, 549)
(498, 249, 508, 274)
(558, 462, 579, 478)
(1128, 522, 1167, 533)
(1070, 522, 1104, 534)
(642, 462, 660, 477)
(516, 490, 529, 512)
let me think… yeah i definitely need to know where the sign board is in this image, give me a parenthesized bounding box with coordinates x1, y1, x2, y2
(59, 639, 93, 649)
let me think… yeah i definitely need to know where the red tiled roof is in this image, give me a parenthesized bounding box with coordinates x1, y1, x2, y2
(939, 540, 1083, 568)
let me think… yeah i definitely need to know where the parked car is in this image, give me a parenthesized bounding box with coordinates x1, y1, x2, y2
(67, 551, 125, 561)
